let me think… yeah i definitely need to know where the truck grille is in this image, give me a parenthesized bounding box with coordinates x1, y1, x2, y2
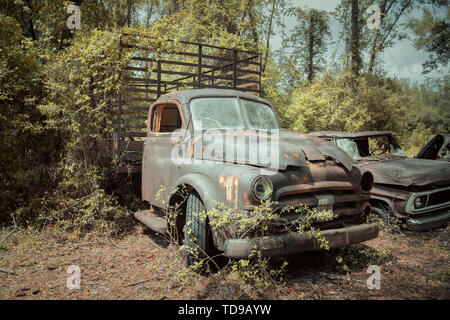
(277, 190, 362, 218)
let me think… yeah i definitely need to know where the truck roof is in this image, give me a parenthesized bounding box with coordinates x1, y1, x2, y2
(155, 88, 271, 106)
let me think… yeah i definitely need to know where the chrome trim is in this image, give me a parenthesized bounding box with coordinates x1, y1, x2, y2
(405, 186, 450, 214)
(406, 209, 450, 231)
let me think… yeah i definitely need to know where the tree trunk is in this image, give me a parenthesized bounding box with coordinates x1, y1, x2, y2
(262, 0, 276, 73)
(307, 15, 315, 82)
(350, 0, 361, 77)
(368, 28, 380, 74)
(368, 0, 389, 74)
(20, 0, 37, 41)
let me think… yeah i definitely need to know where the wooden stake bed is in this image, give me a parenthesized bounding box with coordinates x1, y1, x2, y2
(113, 36, 262, 174)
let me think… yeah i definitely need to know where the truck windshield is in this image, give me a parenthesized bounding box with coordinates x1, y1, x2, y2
(190, 97, 279, 130)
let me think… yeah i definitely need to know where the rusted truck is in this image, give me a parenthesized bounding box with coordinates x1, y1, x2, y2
(417, 134, 450, 161)
(134, 89, 379, 266)
(309, 131, 450, 231)
(114, 38, 378, 266)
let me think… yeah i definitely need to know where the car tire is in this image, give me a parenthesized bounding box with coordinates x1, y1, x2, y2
(184, 191, 215, 270)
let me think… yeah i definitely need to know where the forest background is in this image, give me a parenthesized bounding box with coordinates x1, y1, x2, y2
(0, 0, 448, 232)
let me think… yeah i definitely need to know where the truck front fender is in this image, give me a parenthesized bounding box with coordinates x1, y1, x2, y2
(173, 173, 225, 211)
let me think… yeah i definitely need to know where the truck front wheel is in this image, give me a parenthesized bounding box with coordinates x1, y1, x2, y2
(184, 191, 216, 270)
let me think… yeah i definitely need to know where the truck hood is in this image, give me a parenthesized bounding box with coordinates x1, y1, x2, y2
(358, 158, 450, 187)
(190, 129, 354, 172)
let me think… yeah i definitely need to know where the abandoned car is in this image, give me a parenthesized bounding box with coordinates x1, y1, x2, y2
(309, 131, 450, 231)
(417, 134, 450, 161)
(135, 89, 379, 266)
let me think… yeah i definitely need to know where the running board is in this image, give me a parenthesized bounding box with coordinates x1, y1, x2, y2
(134, 210, 167, 234)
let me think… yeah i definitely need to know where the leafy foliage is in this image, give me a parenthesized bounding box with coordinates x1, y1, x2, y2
(409, 5, 449, 73)
(281, 8, 331, 85)
(0, 0, 448, 236)
(0, 13, 57, 225)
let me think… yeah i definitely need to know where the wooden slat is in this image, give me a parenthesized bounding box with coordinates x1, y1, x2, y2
(237, 55, 260, 63)
(123, 77, 159, 83)
(120, 131, 148, 137)
(160, 59, 197, 68)
(115, 114, 148, 120)
(116, 164, 142, 174)
(225, 68, 260, 76)
(121, 153, 143, 161)
(171, 51, 199, 58)
(122, 123, 147, 130)
(121, 97, 156, 103)
(131, 56, 157, 62)
(236, 82, 259, 89)
(115, 105, 150, 112)
(202, 54, 234, 62)
(237, 73, 259, 80)
(123, 87, 159, 94)
(120, 36, 260, 55)
(205, 85, 259, 93)
(222, 78, 259, 86)
(114, 140, 144, 152)
(161, 59, 235, 72)
(124, 66, 154, 72)
(160, 69, 197, 77)
(124, 77, 206, 87)
(201, 73, 234, 81)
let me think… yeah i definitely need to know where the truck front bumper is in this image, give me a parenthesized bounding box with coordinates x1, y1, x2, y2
(406, 209, 450, 231)
(223, 223, 379, 259)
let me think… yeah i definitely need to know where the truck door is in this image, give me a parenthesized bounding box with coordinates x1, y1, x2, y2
(142, 102, 184, 208)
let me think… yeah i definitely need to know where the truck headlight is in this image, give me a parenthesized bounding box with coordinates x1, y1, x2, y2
(251, 176, 273, 201)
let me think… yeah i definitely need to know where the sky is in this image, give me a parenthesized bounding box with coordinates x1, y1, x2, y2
(271, 0, 448, 83)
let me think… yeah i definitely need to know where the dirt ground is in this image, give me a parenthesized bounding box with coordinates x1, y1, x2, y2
(0, 224, 448, 300)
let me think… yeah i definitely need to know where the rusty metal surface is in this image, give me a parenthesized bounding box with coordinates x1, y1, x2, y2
(359, 158, 450, 187)
(309, 131, 450, 227)
(190, 129, 354, 172)
(223, 223, 379, 259)
(140, 89, 377, 251)
(134, 210, 167, 234)
(416, 134, 450, 161)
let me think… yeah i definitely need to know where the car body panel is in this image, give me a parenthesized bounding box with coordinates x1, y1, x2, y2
(416, 134, 450, 161)
(309, 131, 450, 230)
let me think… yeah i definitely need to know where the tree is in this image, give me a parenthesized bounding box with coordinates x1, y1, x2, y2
(279, 7, 330, 88)
(0, 13, 57, 224)
(367, 0, 415, 74)
(409, 1, 449, 73)
(350, 0, 362, 76)
(334, 0, 416, 75)
(334, 0, 370, 76)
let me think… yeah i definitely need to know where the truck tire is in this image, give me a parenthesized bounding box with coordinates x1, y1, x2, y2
(184, 191, 215, 270)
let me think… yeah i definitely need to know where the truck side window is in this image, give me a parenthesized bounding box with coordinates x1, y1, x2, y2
(152, 105, 182, 133)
